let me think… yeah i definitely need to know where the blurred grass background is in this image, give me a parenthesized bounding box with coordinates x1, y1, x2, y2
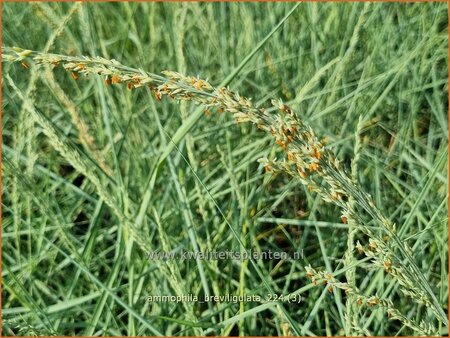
(2, 2, 448, 336)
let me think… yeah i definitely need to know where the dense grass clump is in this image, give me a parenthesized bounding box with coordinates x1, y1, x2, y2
(2, 2, 448, 336)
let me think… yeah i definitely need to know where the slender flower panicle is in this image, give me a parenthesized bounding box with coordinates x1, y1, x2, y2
(2, 46, 446, 331)
(304, 265, 436, 336)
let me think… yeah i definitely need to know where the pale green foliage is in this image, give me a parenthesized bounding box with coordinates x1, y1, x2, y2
(2, 2, 448, 336)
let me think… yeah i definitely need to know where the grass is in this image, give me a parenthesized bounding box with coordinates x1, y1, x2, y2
(2, 2, 448, 336)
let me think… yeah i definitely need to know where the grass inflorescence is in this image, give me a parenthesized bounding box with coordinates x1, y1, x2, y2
(2, 2, 448, 336)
